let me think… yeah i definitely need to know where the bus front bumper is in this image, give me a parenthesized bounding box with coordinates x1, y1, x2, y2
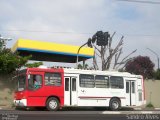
(14, 99, 27, 107)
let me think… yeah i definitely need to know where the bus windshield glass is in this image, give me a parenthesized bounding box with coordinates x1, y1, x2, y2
(17, 75, 26, 91)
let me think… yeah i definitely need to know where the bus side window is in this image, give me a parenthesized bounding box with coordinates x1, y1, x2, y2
(131, 82, 135, 93)
(72, 78, 76, 91)
(95, 75, 109, 88)
(110, 76, 124, 89)
(45, 72, 62, 86)
(79, 74, 94, 88)
(126, 81, 129, 93)
(65, 78, 69, 91)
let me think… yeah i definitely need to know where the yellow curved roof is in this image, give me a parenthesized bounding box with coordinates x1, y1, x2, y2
(12, 39, 94, 63)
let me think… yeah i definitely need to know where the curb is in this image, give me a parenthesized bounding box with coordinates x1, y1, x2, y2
(102, 111, 121, 114)
(102, 111, 160, 114)
(141, 111, 153, 114)
(134, 108, 142, 110)
(134, 108, 160, 110)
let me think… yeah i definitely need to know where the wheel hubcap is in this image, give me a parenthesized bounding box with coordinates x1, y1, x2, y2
(112, 101, 119, 109)
(49, 100, 57, 109)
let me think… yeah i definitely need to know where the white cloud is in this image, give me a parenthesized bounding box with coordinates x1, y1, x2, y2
(0, 0, 160, 68)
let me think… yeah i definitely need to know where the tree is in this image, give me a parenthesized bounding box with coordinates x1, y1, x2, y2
(153, 69, 160, 80)
(125, 56, 155, 79)
(0, 48, 30, 74)
(77, 64, 83, 69)
(77, 63, 89, 69)
(0, 35, 30, 74)
(88, 31, 136, 71)
(25, 62, 43, 68)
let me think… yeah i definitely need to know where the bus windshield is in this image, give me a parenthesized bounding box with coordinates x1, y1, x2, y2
(17, 75, 26, 91)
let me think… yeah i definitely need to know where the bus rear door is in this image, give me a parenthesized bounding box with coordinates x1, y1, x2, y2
(125, 80, 136, 106)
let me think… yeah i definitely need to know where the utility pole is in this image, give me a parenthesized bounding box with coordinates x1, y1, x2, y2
(76, 42, 88, 68)
(147, 48, 159, 70)
(76, 31, 110, 69)
(76, 33, 97, 68)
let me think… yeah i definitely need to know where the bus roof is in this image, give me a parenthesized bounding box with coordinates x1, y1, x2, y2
(20, 67, 142, 79)
(63, 68, 142, 78)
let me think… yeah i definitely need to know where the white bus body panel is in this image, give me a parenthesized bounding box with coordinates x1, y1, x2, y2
(63, 69, 145, 107)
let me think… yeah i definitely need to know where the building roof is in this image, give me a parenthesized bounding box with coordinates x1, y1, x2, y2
(11, 39, 94, 63)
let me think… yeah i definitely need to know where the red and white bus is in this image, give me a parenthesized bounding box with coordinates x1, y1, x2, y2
(14, 66, 146, 111)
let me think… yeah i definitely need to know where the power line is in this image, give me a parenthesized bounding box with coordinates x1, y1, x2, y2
(115, 0, 160, 4)
(1, 29, 160, 37)
(120, 34, 160, 37)
(0, 29, 93, 35)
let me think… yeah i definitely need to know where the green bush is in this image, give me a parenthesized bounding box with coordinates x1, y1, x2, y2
(146, 102, 154, 108)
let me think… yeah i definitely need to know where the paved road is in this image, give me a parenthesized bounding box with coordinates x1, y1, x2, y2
(0, 110, 160, 120)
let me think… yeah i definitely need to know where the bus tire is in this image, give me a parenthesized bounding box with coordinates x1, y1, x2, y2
(46, 97, 59, 111)
(109, 98, 121, 111)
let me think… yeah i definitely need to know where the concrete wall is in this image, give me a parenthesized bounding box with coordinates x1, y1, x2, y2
(144, 80, 160, 108)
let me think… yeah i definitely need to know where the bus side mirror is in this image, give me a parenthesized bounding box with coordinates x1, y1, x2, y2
(28, 74, 31, 79)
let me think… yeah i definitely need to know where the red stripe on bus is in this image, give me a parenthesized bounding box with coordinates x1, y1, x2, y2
(78, 96, 126, 99)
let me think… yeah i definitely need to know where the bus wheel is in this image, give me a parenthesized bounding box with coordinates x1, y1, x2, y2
(46, 97, 59, 111)
(109, 98, 121, 111)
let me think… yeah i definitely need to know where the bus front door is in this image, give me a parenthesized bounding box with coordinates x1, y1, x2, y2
(64, 77, 77, 106)
(126, 80, 136, 106)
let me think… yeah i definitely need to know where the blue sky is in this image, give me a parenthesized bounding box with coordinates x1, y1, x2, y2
(0, 0, 160, 69)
